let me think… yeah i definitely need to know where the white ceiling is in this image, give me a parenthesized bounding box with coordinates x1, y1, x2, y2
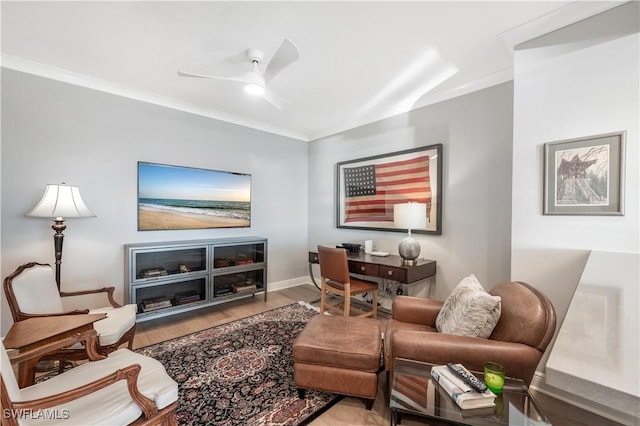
(1, 1, 623, 141)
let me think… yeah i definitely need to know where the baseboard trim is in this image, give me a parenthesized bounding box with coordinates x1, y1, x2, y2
(267, 276, 316, 293)
(531, 372, 639, 425)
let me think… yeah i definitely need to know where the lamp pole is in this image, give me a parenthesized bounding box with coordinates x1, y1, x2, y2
(52, 218, 67, 289)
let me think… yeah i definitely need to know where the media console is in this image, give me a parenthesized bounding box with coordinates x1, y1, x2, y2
(125, 237, 267, 322)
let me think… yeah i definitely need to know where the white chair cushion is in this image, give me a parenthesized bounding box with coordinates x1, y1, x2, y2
(11, 264, 64, 314)
(89, 304, 137, 346)
(15, 349, 178, 425)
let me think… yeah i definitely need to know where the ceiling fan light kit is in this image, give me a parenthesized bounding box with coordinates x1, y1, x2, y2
(178, 38, 299, 110)
(245, 83, 265, 96)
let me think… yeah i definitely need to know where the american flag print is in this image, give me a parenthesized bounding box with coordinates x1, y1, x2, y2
(343, 155, 431, 223)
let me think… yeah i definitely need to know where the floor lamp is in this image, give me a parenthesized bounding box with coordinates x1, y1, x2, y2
(26, 183, 95, 289)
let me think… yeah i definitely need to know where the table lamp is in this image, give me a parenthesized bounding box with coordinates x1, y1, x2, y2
(26, 183, 95, 288)
(393, 202, 427, 265)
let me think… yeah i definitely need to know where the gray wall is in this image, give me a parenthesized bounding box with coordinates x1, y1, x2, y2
(308, 82, 514, 298)
(1, 70, 309, 334)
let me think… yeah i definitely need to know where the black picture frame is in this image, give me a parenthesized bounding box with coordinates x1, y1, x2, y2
(137, 162, 251, 231)
(336, 144, 443, 234)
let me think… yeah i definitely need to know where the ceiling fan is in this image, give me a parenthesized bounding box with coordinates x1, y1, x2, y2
(178, 38, 300, 110)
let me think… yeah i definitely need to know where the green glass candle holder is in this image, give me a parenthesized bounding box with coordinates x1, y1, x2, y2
(484, 361, 505, 394)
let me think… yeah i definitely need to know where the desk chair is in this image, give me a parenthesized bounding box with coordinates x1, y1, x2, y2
(317, 246, 378, 318)
(3, 262, 137, 371)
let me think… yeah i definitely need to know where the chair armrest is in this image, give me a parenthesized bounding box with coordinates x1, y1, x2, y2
(388, 330, 542, 385)
(6, 363, 158, 421)
(18, 310, 91, 320)
(392, 296, 443, 326)
(60, 286, 121, 308)
(8, 330, 106, 364)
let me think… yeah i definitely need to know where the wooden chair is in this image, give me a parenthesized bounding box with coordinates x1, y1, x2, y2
(0, 329, 178, 425)
(317, 246, 378, 318)
(3, 262, 137, 370)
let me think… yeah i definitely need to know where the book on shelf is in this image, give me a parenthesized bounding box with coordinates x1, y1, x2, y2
(174, 291, 200, 303)
(141, 296, 172, 310)
(430, 365, 496, 410)
(140, 304, 168, 312)
(231, 283, 257, 293)
(142, 268, 168, 278)
(215, 288, 234, 296)
(175, 296, 201, 305)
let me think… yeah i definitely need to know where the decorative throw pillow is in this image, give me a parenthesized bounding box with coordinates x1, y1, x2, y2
(435, 274, 501, 338)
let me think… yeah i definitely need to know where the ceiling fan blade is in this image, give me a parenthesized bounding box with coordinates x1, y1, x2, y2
(177, 70, 248, 83)
(264, 38, 300, 83)
(261, 89, 292, 110)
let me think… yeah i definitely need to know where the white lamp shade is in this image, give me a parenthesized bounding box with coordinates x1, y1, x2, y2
(394, 203, 427, 230)
(26, 184, 95, 219)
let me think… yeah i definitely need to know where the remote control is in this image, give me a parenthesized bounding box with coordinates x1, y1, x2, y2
(447, 363, 488, 392)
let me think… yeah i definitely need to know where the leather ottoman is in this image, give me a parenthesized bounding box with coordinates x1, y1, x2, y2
(293, 314, 382, 409)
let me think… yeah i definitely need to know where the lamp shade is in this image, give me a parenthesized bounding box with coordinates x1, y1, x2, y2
(26, 183, 95, 219)
(393, 202, 427, 230)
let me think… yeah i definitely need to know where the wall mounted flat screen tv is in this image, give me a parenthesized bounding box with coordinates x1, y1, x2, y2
(138, 162, 251, 231)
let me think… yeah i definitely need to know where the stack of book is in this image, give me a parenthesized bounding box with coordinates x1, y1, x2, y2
(142, 268, 168, 278)
(231, 282, 257, 293)
(430, 365, 496, 410)
(140, 296, 172, 312)
(174, 291, 200, 305)
(215, 288, 233, 297)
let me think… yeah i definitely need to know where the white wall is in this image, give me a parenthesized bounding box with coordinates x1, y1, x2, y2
(512, 1, 639, 332)
(308, 83, 514, 298)
(512, 2, 639, 421)
(1, 70, 309, 335)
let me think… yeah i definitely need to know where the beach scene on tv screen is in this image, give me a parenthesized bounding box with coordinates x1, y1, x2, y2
(138, 162, 251, 230)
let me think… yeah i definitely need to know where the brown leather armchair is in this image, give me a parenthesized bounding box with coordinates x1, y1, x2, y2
(384, 281, 556, 386)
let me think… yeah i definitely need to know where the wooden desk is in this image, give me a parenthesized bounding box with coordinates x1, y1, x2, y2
(308, 251, 436, 284)
(4, 314, 106, 387)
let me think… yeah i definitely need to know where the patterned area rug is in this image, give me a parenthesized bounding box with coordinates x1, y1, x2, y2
(135, 302, 339, 425)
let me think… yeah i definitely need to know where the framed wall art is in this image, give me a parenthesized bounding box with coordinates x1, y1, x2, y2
(138, 162, 251, 231)
(543, 131, 625, 215)
(336, 144, 443, 234)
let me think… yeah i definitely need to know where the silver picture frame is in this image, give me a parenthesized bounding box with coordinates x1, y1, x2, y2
(543, 131, 625, 215)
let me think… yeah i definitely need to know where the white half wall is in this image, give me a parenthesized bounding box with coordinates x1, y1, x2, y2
(546, 251, 639, 419)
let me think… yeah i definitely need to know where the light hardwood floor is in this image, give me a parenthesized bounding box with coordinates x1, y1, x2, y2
(133, 284, 623, 426)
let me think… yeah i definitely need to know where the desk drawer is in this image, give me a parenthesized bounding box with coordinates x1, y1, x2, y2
(349, 261, 379, 276)
(379, 266, 408, 282)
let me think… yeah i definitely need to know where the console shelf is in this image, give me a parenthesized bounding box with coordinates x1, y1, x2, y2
(125, 237, 267, 322)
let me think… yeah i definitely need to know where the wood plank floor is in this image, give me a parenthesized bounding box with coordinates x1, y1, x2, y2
(134, 284, 623, 426)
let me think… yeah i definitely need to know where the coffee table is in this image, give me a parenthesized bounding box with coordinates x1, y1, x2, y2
(390, 358, 550, 425)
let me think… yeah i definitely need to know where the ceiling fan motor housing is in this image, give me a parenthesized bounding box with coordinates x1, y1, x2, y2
(246, 48, 264, 64)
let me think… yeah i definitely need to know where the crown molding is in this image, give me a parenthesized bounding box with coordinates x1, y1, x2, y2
(499, 1, 627, 53)
(1, 54, 309, 142)
(308, 66, 513, 141)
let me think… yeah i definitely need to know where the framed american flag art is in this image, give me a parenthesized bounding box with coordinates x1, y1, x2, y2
(336, 144, 443, 234)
